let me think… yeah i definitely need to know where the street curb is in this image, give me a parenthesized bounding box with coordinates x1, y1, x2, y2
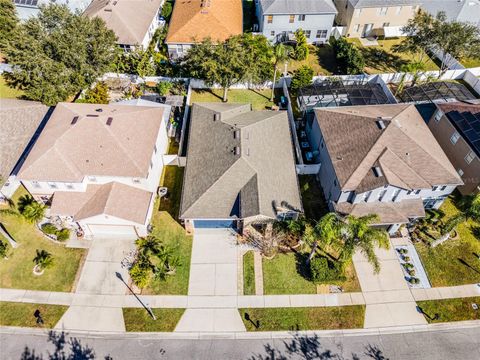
(1, 320, 479, 340)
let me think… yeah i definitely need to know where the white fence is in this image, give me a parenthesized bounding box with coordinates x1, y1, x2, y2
(296, 164, 321, 175)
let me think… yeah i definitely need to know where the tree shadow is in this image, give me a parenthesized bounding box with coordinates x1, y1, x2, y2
(360, 47, 408, 72)
(294, 251, 313, 282)
(315, 45, 338, 75)
(194, 88, 223, 101)
(249, 88, 271, 101)
(20, 331, 113, 360)
(471, 226, 480, 241)
(457, 257, 480, 274)
(247, 333, 389, 360)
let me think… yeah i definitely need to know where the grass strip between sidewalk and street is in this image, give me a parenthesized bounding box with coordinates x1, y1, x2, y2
(122, 308, 185, 332)
(243, 251, 256, 295)
(416, 297, 480, 323)
(239, 306, 365, 331)
(0, 302, 68, 328)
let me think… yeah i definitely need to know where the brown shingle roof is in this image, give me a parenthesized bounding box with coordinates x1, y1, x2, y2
(166, 0, 243, 44)
(84, 0, 163, 46)
(17, 102, 165, 182)
(314, 104, 463, 193)
(0, 99, 49, 186)
(50, 182, 153, 224)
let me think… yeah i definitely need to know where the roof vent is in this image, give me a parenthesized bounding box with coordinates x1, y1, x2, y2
(213, 113, 220, 121)
(95, 108, 103, 112)
(104, 8, 112, 12)
(373, 166, 383, 177)
(376, 119, 386, 130)
(71, 116, 79, 125)
(86, 114, 99, 117)
(106, 117, 113, 126)
(234, 146, 240, 155)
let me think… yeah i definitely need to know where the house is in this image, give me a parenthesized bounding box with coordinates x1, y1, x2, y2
(308, 104, 463, 234)
(84, 0, 165, 51)
(16, 101, 171, 239)
(254, 0, 337, 44)
(332, 0, 421, 38)
(0, 99, 50, 200)
(165, 0, 243, 59)
(180, 103, 302, 233)
(426, 101, 480, 195)
(421, 0, 480, 29)
(12, 0, 92, 21)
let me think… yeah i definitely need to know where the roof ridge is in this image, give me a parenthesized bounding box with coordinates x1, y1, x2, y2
(379, 148, 430, 189)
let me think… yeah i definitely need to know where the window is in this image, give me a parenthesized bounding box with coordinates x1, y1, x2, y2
(414, 189, 421, 195)
(334, 179, 338, 187)
(434, 110, 443, 122)
(379, 7, 388, 16)
(378, 189, 387, 201)
(440, 185, 447, 191)
(383, 22, 390, 27)
(432, 186, 438, 191)
(396, 6, 402, 15)
(270, 30, 275, 36)
(465, 150, 476, 164)
(355, 9, 362, 17)
(267, 15, 273, 24)
(48, 182, 57, 189)
(298, 14, 305, 21)
(354, 24, 360, 33)
(406, 190, 412, 195)
(32, 181, 41, 189)
(66, 183, 74, 190)
(316, 30, 328, 38)
(289, 15, 295, 23)
(392, 189, 401, 201)
(305, 30, 311, 38)
(154, 145, 157, 154)
(363, 191, 372, 202)
(88, 176, 97, 182)
(458, 168, 464, 176)
(450, 132, 460, 145)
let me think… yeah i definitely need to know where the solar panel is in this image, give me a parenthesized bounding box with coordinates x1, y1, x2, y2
(446, 109, 480, 156)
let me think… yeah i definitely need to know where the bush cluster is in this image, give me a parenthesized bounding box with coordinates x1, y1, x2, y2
(41, 223, 70, 242)
(310, 256, 346, 283)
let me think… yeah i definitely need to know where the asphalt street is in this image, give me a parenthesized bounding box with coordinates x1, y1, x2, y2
(1, 326, 480, 360)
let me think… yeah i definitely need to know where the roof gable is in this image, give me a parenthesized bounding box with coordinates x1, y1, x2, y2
(259, 0, 337, 14)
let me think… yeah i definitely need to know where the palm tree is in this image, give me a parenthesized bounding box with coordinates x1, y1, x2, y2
(433, 193, 480, 247)
(136, 235, 161, 256)
(271, 43, 291, 101)
(304, 212, 343, 265)
(341, 214, 390, 273)
(33, 249, 53, 271)
(396, 61, 427, 95)
(153, 245, 180, 280)
(17, 195, 45, 223)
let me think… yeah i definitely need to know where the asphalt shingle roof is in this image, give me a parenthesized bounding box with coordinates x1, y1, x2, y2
(259, 0, 337, 14)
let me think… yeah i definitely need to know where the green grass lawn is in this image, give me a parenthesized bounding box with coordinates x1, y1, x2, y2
(190, 89, 275, 110)
(417, 297, 480, 323)
(122, 308, 185, 331)
(239, 306, 365, 331)
(286, 45, 336, 76)
(348, 38, 439, 74)
(158, 165, 184, 220)
(0, 302, 68, 328)
(167, 140, 180, 155)
(0, 188, 86, 292)
(0, 75, 24, 99)
(460, 57, 480, 68)
(299, 175, 328, 221)
(243, 251, 255, 295)
(415, 196, 480, 287)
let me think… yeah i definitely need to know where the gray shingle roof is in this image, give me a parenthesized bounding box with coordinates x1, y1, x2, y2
(0, 99, 49, 186)
(421, 0, 480, 27)
(348, 0, 421, 8)
(180, 103, 302, 220)
(259, 0, 337, 14)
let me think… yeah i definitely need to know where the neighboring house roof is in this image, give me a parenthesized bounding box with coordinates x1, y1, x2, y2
(17, 102, 166, 182)
(14, 0, 92, 21)
(335, 198, 425, 224)
(314, 104, 463, 193)
(0, 99, 49, 186)
(348, 0, 421, 8)
(166, 0, 243, 44)
(421, 0, 480, 27)
(258, 0, 337, 14)
(50, 182, 153, 224)
(436, 102, 480, 157)
(84, 0, 162, 46)
(180, 103, 302, 220)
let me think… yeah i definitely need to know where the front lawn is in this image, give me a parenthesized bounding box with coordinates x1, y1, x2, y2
(348, 38, 439, 74)
(417, 297, 480, 323)
(286, 45, 336, 76)
(122, 308, 185, 331)
(239, 306, 365, 331)
(190, 89, 275, 110)
(0, 75, 24, 99)
(415, 196, 480, 287)
(243, 251, 255, 295)
(0, 302, 68, 328)
(0, 188, 86, 292)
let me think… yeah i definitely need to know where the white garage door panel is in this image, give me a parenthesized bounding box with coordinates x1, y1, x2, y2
(87, 224, 137, 239)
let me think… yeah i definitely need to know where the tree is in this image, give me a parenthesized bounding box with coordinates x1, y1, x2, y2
(161, 0, 173, 21)
(80, 81, 110, 104)
(294, 29, 309, 61)
(341, 214, 390, 273)
(290, 65, 314, 93)
(271, 43, 292, 101)
(395, 61, 427, 95)
(33, 249, 53, 271)
(308, 213, 344, 265)
(0, 240, 8, 259)
(240, 33, 273, 88)
(17, 195, 45, 223)
(331, 37, 365, 74)
(3, 4, 117, 105)
(136, 235, 161, 257)
(0, 0, 18, 50)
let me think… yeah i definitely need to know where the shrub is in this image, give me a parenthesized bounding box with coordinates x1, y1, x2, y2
(129, 262, 150, 289)
(293, 29, 309, 61)
(81, 81, 110, 104)
(41, 223, 58, 235)
(157, 81, 173, 96)
(310, 257, 346, 283)
(161, 0, 173, 20)
(0, 240, 8, 258)
(56, 228, 70, 242)
(409, 277, 420, 284)
(331, 37, 365, 74)
(404, 262, 414, 270)
(290, 65, 314, 93)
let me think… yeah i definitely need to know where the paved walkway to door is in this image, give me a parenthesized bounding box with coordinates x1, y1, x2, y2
(176, 228, 246, 332)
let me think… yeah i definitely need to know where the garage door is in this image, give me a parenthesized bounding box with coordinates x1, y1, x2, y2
(87, 224, 138, 239)
(193, 220, 236, 229)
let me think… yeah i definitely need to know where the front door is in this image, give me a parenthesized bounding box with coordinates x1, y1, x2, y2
(362, 23, 373, 37)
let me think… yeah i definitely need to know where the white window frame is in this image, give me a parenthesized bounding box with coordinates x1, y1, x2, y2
(48, 182, 58, 189)
(270, 30, 275, 36)
(379, 7, 388, 16)
(354, 24, 360, 33)
(396, 6, 402, 15)
(267, 15, 273, 24)
(434, 110, 443, 122)
(465, 150, 476, 164)
(298, 14, 305, 21)
(32, 181, 41, 189)
(450, 132, 460, 145)
(383, 22, 390, 27)
(458, 168, 464, 176)
(355, 9, 362, 17)
(305, 30, 311, 38)
(316, 29, 328, 39)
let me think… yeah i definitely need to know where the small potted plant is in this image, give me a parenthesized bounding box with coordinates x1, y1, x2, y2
(403, 255, 411, 262)
(408, 269, 416, 276)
